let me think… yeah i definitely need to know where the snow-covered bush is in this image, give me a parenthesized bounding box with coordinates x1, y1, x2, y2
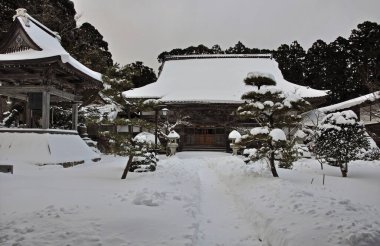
(130, 132, 159, 172)
(315, 110, 369, 177)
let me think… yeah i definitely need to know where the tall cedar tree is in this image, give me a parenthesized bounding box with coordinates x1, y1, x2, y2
(349, 21, 380, 93)
(273, 41, 306, 86)
(315, 110, 369, 177)
(237, 72, 309, 177)
(304, 40, 329, 90)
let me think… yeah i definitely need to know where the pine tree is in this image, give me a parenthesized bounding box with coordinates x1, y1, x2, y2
(304, 39, 329, 90)
(237, 72, 310, 177)
(325, 37, 354, 103)
(70, 22, 113, 74)
(105, 120, 156, 179)
(315, 110, 369, 177)
(274, 41, 306, 85)
(121, 61, 157, 88)
(348, 21, 380, 94)
(225, 41, 250, 54)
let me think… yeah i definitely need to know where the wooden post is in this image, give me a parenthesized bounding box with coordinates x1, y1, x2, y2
(72, 103, 79, 131)
(155, 108, 158, 150)
(42, 91, 50, 129)
(0, 97, 4, 123)
(25, 98, 31, 128)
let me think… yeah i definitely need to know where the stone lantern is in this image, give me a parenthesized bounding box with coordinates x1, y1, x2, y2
(228, 130, 241, 155)
(167, 130, 180, 155)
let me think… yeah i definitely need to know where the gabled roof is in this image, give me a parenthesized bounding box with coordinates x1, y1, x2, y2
(122, 54, 328, 104)
(0, 9, 102, 82)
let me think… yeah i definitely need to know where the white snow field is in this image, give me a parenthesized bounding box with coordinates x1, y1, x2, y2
(1, 152, 380, 246)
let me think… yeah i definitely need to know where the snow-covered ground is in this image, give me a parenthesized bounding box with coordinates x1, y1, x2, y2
(1, 152, 380, 246)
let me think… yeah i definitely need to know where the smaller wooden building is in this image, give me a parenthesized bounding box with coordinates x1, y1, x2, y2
(0, 8, 103, 130)
(0, 9, 103, 165)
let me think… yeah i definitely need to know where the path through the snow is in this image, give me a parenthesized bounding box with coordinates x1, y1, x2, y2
(177, 153, 260, 246)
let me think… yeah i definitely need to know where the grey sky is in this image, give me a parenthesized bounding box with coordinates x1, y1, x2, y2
(71, 0, 380, 71)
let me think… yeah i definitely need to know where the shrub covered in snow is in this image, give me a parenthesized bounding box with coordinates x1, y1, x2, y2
(315, 110, 369, 177)
(130, 132, 159, 172)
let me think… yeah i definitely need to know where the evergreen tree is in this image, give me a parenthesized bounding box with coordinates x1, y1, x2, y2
(104, 118, 156, 179)
(315, 110, 369, 177)
(225, 41, 250, 54)
(304, 39, 329, 90)
(348, 21, 380, 93)
(70, 22, 113, 73)
(237, 72, 310, 177)
(211, 44, 224, 54)
(102, 63, 134, 106)
(325, 37, 354, 103)
(273, 41, 306, 85)
(121, 61, 157, 88)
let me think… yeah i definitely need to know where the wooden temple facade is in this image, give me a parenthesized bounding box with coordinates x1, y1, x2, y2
(0, 9, 103, 130)
(123, 54, 329, 151)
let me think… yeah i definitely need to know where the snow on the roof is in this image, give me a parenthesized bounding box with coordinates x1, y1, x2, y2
(122, 56, 328, 103)
(319, 91, 380, 113)
(0, 9, 102, 82)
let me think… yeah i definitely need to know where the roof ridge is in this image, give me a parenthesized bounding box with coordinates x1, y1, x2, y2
(13, 8, 61, 41)
(165, 54, 273, 61)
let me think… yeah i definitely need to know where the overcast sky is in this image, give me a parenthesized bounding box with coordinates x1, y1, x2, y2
(71, 0, 380, 71)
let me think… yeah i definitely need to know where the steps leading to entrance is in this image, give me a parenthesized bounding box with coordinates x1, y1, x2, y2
(182, 145, 226, 152)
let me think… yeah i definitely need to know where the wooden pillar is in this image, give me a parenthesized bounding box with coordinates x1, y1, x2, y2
(72, 103, 79, 131)
(0, 97, 4, 123)
(25, 98, 31, 128)
(42, 91, 50, 129)
(155, 108, 158, 149)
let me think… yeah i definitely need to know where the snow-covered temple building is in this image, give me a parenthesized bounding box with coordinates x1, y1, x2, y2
(0, 9, 102, 165)
(123, 54, 328, 151)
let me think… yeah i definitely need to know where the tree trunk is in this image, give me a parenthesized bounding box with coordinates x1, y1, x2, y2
(270, 151, 279, 177)
(121, 155, 134, 179)
(339, 161, 348, 177)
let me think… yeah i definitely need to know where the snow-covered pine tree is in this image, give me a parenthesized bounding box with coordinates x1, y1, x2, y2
(103, 116, 156, 179)
(315, 110, 369, 177)
(238, 72, 310, 177)
(130, 132, 158, 172)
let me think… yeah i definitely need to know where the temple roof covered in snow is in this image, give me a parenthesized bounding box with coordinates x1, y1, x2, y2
(0, 8, 102, 84)
(122, 54, 328, 104)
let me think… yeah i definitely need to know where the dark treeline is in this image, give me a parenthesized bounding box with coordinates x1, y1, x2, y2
(158, 21, 380, 104)
(157, 42, 272, 63)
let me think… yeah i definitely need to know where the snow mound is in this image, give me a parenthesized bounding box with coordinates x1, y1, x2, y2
(270, 128, 287, 141)
(134, 132, 160, 145)
(0, 130, 100, 165)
